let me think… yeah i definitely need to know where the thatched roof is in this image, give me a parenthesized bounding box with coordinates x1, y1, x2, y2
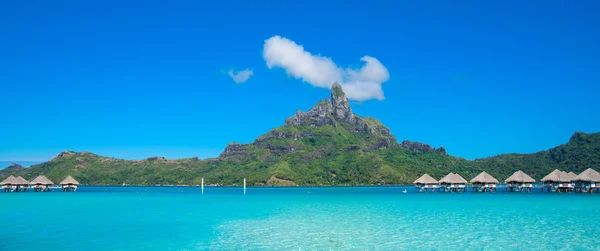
(575, 168, 600, 182)
(439, 173, 454, 183)
(567, 172, 578, 181)
(440, 173, 467, 184)
(29, 175, 54, 185)
(413, 174, 438, 184)
(0, 176, 17, 185)
(60, 176, 79, 185)
(470, 171, 499, 184)
(505, 170, 535, 183)
(452, 173, 468, 183)
(541, 169, 571, 182)
(15, 176, 29, 185)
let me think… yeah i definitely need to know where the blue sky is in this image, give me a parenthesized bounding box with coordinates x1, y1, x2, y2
(1, 0, 599, 161)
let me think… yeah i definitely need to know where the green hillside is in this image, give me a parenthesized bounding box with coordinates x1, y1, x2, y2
(2, 84, 599, 186)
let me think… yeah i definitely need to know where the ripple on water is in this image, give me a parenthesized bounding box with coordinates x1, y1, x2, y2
(209, 194, 600, 250)
(2, 187, 600, 250)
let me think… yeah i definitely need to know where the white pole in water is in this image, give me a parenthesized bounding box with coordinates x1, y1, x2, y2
(201, 177, 204, 194)
(244, 178, 246, 195)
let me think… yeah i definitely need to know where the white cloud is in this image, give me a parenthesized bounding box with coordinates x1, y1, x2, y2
(263, 35, 390, 101)
(228, 69, 254, 84)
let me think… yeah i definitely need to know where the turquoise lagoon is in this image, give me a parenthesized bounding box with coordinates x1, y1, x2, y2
(1, 186, 599, 250)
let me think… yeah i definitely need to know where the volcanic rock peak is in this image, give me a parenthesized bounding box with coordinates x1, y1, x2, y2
(331, 83, 353, 120)
(285, 83, 364, 129)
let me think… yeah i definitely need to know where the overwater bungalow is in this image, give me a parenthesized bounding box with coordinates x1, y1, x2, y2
(505, 170, 535, 192)
(29, 176, 54, 192)
(470, 171, 499, 192)
(560, 171, 576, 192)
(573, 168, 600, 193)
(14, 176, 29, 192)
(60, 176, 79, 192)
(413, 174, 438, 192)
(439, 173, 467, 192)
(541, 169, 573, 192)
(1, 176, 18, 192)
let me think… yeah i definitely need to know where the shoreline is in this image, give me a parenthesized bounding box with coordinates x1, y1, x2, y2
(76, 184, 414, 188)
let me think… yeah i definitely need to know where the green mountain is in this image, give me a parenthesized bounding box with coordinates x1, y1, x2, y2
(2, 84, 599, 186)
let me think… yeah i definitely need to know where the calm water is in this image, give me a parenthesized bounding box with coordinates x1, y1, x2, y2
(1, 186, 599, 250)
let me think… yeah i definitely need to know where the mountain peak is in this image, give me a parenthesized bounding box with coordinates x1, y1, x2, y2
(331, 82, 344, 97)
(51, 150, 77, 161)
(285, 82, 359, 127)
(6, 163, 24, 169)
(331, 83, 353, 121)
(401, 140, 447, 155)
(570, 132, 587, 142)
